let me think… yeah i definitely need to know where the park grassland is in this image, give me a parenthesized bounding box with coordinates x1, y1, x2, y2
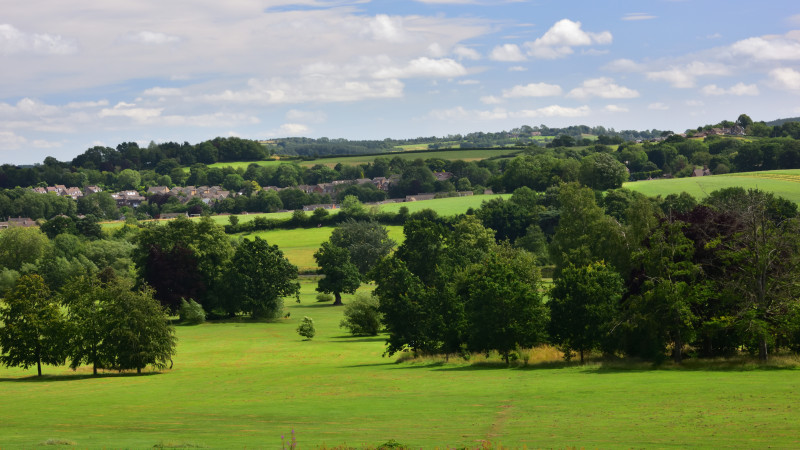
(1, 278, 800, 448)
(624, 169, 800, 203)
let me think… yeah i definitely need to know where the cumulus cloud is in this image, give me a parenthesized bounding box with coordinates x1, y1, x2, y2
(373, 57, 467, 79)
(489, 43, 526, 62)
(603, 104, 629, 113)
(480, 95, 503, 105)
(120, 31, 181, 45)
(143, 87, 183, 96)
(99, 102, 163, 123)
(277, 123, 310, 135)
(0, 24, 77, 55)
(427, 104, 589, 121)
(567, 78, 639, 99)
(646, 61, 731, 88)
(701, 83, 759, 96)
(515, 104, 590, 118)
(525, 19, 612, 59)
(360, 14, 408, 43)
(509, 66, 527, 72)
(603, 58, 645, 72)
(648, 102, 669, 110)
(622, 13, 656, 21)
(730, 31, 800, 61)
(770, 67, 800, 91)
(286, 109, 327, 123)
(502, 82, 563, 98)
(453, 45, 481, 60)
(457, 79, 479, 85)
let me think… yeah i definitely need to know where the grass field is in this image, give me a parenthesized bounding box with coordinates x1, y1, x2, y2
(625, 169, 800, 203)
(240, 226, 404, 272)
(1, 277, 799, 448)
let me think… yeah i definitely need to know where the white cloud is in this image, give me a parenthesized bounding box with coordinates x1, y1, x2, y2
(646, 61, 730, 88)
(373, 57, 467, 79)
(489, 43, 526, 62)
(286, 109, 327, 123)
(701, 82, 759, 96)
(457, 79, 479, 85)
(480, 95, 503, 104)
(453, 46, 480, 60)
(65, 100, 109, 109)
(789, 14, 800, 26)
(508, 66, 527, 72)
(648, 102, 669, 110)
(143, 87, 183, 96)
(622, 13, 656, 21)
(525, 19, 612, 59)
(0, 131, 28, 149)
(278, 123, 310, 135)
(515, 104, 590, 118)
(427, 104, 589, 121)
(99, 102, 163, 123)
(567, 78, 639, 99)
(603, 58, 645, 72)
(730, 32, 800, 61)
(120, 31, 181, 45)
(0, 23, 77, 55)
(502, 82, 563, 98)
(686, 100, 705, 107)
(770, 67, 800, 91)
(360, 15, 408, 43)
(603, 105, 629, 113)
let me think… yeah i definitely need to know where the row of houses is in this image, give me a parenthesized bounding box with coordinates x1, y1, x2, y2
(32, 185, 102, 200)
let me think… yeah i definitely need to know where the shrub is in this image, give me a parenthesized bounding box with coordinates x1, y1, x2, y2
(339, 292, 382, 336)
(316, 292, 334, 302)
(297, 316, 315, 340)
(179, 298, 206, 325)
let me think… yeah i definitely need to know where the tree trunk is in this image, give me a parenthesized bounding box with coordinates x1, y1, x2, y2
(333, 292, 343, 306)
(579, 348, 584, 364)
(673, 331, 683, 364)
(504, 352, 510, 365)
(37, 359, 42, 377)
(759, 334, 768, 362)
(93, 362, 97, 376)
(137, 367, 142, 374)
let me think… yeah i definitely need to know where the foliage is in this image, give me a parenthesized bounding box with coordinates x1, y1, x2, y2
(329, 219, 396, 279)
(314, 241, 361, 306)
(340, 292, 382, 336)
(221, 236, 299, 318)
(316, 292, 334, 302)
(549, 261, 623, 363)
(297, 317, 316, 340)
(0, 274, 67, 376)
(179, 299, 207, 325)
(0, 226, 51, 271)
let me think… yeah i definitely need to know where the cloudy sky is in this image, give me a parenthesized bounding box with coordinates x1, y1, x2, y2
(2, 0, 800, 164)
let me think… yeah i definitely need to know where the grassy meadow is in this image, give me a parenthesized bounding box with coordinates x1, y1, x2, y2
(2, 277, 800, 448)
(625, 169, 800, 203)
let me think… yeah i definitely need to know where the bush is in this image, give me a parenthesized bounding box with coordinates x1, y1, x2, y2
(179, 298, 206, 325)
(339, 292, 382, 336)
(297, 316, 315, 340)
(316, 292, 334, 302)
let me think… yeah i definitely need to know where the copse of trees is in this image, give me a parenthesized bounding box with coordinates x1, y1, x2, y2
(0, 272, 176, 376)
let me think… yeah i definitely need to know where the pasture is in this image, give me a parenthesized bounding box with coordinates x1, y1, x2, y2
(624, 169, 800, 203)
(1, 277, 799, 448)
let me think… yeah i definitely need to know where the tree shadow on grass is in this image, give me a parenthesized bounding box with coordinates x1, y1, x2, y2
(293, 303, 341, 309)
(0, 371, 163, 383)
(583, 360, 800, 374)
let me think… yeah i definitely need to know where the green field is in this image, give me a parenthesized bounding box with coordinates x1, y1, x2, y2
(1, 277, 799, 448)
(240, 226, 404, 272)
(625, 169, 800, 203)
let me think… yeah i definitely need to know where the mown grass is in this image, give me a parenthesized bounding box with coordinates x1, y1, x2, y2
(624, 169, 800, 203)
(1, 278, 799, 448)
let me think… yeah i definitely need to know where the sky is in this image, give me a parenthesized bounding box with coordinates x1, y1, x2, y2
(2, 0, 800, 165)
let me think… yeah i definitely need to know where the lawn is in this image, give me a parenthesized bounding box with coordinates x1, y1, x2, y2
(1, 277, 799, 448)
(624, 169, 800, 203)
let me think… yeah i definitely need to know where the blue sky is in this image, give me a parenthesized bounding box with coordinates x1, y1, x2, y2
(1, 0, 799, 164)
